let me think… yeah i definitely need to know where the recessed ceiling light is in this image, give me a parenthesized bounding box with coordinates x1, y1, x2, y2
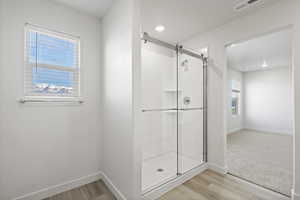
(155, 25, 165, 32)
(262, 61, 268, 68)
(201, 48, 208, 53)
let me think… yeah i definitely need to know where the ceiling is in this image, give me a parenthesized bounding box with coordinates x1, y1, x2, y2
(227, 29, 292, 72)
(52, 0, 281, 43)
(141, 0, 281, 43)
(53, 0, 113, 18)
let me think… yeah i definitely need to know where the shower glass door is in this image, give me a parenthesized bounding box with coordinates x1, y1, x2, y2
(141, 34, 207, 193)
(141, 41, 178, 192)
(177, 49, 205, 174)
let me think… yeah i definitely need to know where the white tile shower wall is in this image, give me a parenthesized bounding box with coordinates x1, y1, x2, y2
(178, 110, 204, 167)
(141, 44, 205, 166)
(141, 43, 177, 161)
(178, 53, 204, 164)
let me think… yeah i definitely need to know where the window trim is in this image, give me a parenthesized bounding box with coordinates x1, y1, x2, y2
(231, 90, 240, 116)
(23, 23, 81, 101)
(231, 80, 241, 116)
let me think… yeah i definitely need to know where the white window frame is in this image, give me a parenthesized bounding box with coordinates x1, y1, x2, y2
(231, 80, 241, 116)
(232, 89, 241, 116)
(23, 24, 81, 101)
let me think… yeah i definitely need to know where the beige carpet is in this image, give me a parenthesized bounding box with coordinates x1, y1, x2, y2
(227, 129, 293, 196)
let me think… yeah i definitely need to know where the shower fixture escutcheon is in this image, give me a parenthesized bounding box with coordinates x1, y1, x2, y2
(183, 96, 191, 105)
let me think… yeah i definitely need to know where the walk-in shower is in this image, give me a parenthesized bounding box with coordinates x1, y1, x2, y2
(141, 33, 208, 193)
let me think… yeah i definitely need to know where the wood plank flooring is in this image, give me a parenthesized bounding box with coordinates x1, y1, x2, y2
(43, 170, 289, 200)
(43, 180, 116, 200)
(159, 170, 289, 200)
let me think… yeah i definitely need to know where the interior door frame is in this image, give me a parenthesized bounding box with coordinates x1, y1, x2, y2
(223, 25, 295, 194)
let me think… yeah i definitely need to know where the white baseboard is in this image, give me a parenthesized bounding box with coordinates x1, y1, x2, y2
(142, 163, 208, 200)
(100, 172, 127, 200)
(13, 171, 128, 200)
(208, 163, 228, 174)
(228, 128, 242, 134)
(244, 127, 292, 135)
(14, 171, 102, 200)
(228, 174, 290, 200)
(292, 189, 300, 200)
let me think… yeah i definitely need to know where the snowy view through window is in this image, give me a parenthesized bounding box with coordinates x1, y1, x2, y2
(28, 31, 78, 95)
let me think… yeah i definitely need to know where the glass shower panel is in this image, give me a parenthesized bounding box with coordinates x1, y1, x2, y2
(141, 42, 177, 110)
(141, 111, 177, 191)
(141, 41, 178, 192)
(177, 51, 204, 174)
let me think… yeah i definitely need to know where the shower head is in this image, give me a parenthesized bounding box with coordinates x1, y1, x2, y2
(181, 59, 188, 66)
(181, 59, 189, 71)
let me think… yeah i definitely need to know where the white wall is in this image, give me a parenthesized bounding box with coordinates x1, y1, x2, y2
(243, 67, 293, 134)
(227, 68, 243, 133)
(101, 0, 141, 199)
(0, 0, 102, 199)
(183, 0, 300, 197)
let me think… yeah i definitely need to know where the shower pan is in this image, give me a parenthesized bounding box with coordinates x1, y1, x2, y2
(141, 33, 208, 194)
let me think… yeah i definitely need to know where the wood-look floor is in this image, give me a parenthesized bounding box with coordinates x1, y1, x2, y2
(159, 170, 289, 200)
(43, 180, 116, 200)
(43, 170, 289, 200)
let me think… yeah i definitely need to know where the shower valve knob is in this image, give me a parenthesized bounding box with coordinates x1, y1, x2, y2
(183, 97, 191, 105)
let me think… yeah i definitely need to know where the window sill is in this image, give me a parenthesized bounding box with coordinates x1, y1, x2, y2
(18, 97, 84, 104)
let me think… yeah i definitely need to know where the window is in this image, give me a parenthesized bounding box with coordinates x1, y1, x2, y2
(231, 80, 241, 116)
(24, 24, 80, 98)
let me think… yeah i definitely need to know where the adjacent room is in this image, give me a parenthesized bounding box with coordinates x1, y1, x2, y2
(226, 29, 293, 196)
(1, 0, 300, 200)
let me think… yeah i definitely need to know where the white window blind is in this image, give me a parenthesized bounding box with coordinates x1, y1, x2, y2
(24, 24, 80, 98)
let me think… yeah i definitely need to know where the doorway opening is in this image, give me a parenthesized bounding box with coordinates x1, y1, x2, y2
(225, 28, 293, 197)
